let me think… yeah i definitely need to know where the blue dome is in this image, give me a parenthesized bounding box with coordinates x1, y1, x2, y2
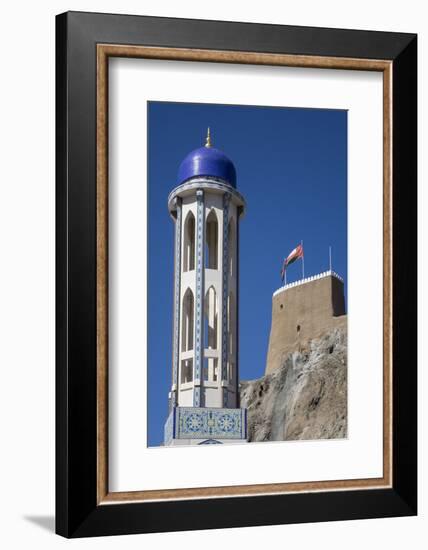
(177, 146, 237, 188)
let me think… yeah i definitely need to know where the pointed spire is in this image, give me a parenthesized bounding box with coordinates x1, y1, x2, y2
(205, 127, 212, 148)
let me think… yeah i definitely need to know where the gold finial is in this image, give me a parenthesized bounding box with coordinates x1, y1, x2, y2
(205, 127, 212, 148)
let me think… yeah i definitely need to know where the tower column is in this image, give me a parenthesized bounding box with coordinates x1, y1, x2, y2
(164, 131, 247, 445)
(235, 205, 241, 406)
(170, 197, 182, 409)
(221, 192, 231, 407)
(194, 189, 205, 407)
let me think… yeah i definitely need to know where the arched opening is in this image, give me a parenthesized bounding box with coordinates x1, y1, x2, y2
(183, 212, 195, 272)
(203, 286, 219, 382)
(227, 292, 236, 356)
(181, 288, 194, 352)
(227, 292, 236, 383)
(204, 286, 218, 350)
(205, 209, 218, 269)
(228, 217, 236, 277)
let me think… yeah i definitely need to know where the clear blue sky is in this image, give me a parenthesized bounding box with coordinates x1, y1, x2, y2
(147, 101, 347, 446)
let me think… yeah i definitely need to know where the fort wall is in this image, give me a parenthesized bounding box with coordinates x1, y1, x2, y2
(265, 271, 347, 374)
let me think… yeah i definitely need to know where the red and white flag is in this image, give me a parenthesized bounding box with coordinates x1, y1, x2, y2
(281, 244, 304, 281)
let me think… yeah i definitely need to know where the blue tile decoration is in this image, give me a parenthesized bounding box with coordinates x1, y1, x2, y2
(221, 193, 230, 407)
(221, 193, 230, 405)
(194, 189, 204, 406)
(176, 407, 247, 440)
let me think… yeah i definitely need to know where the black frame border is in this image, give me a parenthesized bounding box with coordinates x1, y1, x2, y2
(56, 11, 417, 538)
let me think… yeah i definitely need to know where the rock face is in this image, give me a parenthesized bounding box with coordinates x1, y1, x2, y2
(240, 327, 347, 442)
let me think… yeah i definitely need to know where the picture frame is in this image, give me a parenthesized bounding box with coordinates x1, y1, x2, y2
(56, 11, 417, 538)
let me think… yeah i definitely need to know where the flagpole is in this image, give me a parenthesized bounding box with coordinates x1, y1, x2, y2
(329, 246, 332, 272)
(301, 240, 305, 279)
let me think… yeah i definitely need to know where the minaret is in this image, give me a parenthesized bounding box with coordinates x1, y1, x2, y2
(164, 129, 248, 445)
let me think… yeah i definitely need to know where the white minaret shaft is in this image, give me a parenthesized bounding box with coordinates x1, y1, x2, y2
(168, 130, 245, 411)
(170, 188, 239, 408)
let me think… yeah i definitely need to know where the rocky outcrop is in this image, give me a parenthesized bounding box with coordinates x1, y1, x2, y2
(240, 327, 347, 442)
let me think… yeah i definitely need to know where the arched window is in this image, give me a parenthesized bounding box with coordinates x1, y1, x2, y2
(183, 212, 195, 272)
(205, 210, 218, 269)
(227, 292, 236, 383)
(203, 286, 219, 383)
(228, 217, 236, 277)
(227, 292, 236, 356)
(204, 286, 218, 350)
(181, 288, 194, 352)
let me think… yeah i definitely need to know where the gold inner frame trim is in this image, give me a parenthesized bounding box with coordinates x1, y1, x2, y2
(96, 44, 393, 504)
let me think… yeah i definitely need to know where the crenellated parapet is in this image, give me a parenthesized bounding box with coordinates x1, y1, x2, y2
(273, 270, 344, 297)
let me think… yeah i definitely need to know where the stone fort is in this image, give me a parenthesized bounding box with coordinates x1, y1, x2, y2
(265, 270, 347, 375)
